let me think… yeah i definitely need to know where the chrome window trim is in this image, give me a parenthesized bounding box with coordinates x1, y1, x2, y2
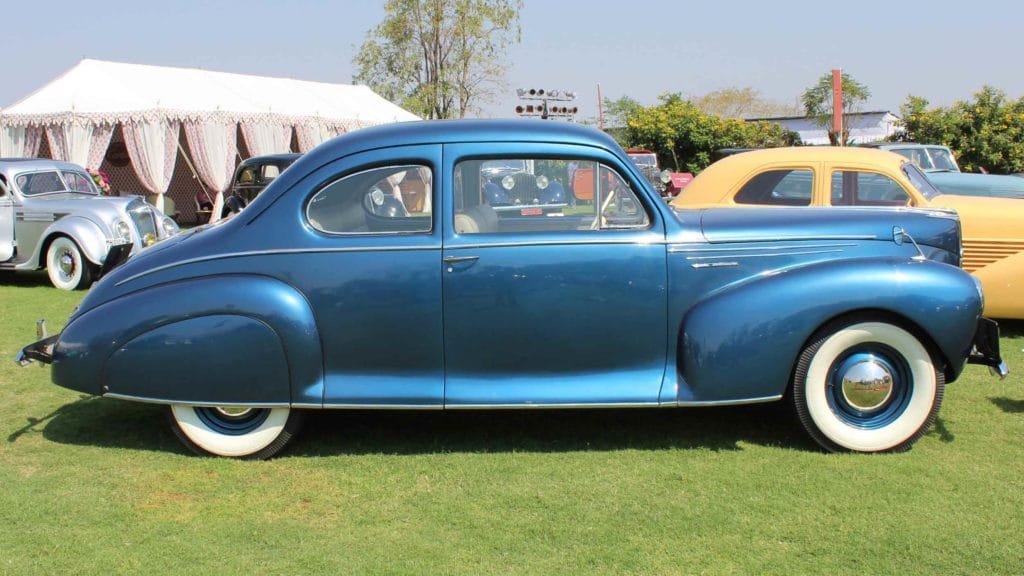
(305, 163, 434, 236)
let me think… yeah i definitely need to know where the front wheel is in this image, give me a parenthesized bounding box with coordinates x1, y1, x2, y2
(792, 317, 944, 453)
(167, 405, 305, 459)
(45, 236, 94, 290)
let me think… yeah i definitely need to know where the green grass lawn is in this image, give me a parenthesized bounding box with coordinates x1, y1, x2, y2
(1, 273, 1021, 575)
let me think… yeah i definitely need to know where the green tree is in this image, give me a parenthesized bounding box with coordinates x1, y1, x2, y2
(354, 0, 522, 119)
(801, 72, 871, 145)
(625, 93, 795, 173)
(692, 86, 801, 119)
(896, 86, 1024, 173)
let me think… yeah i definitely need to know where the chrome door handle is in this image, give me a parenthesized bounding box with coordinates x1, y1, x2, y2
(444, 256, 479, 264)
(444, 255, 479, 272)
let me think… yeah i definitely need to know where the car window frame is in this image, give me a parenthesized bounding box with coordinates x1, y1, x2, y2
(449, 153, 655, 236)
(14, 170, 71, 197)
(827, 167, 916, 207)
(441, 142, 665, 246)
(304, 162, 436, 238)
(732, 166, 816, 207)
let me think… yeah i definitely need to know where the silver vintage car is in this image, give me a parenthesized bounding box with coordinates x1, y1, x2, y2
(0, 158, 179, 289)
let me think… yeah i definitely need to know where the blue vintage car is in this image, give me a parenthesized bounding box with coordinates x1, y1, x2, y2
(863, 143, 1024, 199)
(17, 120, 1006, 458)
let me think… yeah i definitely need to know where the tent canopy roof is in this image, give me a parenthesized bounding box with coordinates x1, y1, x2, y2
(0, 59, 418, 128)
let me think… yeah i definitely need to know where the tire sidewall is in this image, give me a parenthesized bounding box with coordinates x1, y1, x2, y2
(169, 405, 295, 458)
(795, 320, 941, 453)
(46, 236, 90, 290)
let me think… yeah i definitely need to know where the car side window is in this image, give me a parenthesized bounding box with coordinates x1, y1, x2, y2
(831, 171, 910, 206)
(452, 157, 649, 235)
(62, 171, 95, 193)
(734, 169, 812, 206)
(306, 164, 432, 235)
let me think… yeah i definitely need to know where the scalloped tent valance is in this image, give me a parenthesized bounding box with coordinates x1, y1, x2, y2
(0, 58, 419, 128)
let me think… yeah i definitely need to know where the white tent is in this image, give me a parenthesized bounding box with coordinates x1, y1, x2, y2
(0, 59, 418, 221)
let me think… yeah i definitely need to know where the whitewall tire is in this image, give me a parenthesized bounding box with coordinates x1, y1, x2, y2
(167, 405, 305, 459)
(792, 317, 944, 453)
(46, 236, 94, 290)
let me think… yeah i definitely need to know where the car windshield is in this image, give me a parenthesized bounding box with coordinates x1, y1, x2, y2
(926, 147, 959, 172)
(628, 153, 658, 168)
(15, 170, 98, 196)
(902, 162, 942, 200)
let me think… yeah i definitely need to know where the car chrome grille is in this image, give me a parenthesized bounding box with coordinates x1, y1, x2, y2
(128, 203, 157, 243)
(961, 239, 1024, 272)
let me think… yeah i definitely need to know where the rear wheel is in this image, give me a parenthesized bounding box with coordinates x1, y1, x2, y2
(792, 317, 944, 453)
(167, 405, 305, 459)
(45, 236, 94, 290)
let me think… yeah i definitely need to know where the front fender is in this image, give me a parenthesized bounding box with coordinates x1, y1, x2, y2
(34, 216, 110, 267)
(677, 258, 982, 403)
(51, 274, 324, 406)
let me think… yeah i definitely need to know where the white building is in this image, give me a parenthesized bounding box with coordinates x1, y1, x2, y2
(747, 111, 901, 145)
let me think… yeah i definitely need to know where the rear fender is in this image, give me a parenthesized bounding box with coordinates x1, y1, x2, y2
(51, 274, 323, 406)
(676, 258, 981, 403)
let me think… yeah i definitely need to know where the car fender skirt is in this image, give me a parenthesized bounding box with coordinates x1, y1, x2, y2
(677, 259, 982, 402)
(51, 274, 324, 405)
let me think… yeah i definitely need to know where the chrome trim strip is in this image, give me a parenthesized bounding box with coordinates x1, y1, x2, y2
(683, 234, 875, 244)
(444, 401, 664, 410)
(320, 403, 444, 410)
(451, 238, 665, 250)
(115, 245, 441, 285)
(686, 249, 846, 261)
(674, 394, 783, 407)
(691, 262, 739, 269)
(102, 392, 291, 408)
(668, 242, 857, 253)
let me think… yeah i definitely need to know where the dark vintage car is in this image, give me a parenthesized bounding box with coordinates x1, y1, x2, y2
(18, 120, 1006, 459)
(197, 153, 302, 221)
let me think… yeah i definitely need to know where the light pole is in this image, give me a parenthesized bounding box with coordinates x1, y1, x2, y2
(514, 88, 578, 120)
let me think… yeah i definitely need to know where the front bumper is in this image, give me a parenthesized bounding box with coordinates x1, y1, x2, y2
(966, 317, 1009, 379)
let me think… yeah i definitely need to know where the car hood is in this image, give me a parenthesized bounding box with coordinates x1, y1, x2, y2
(927, 194, 1022, 239)
(927, 172, 1024, 199)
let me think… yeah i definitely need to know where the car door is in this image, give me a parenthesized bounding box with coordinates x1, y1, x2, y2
(0, 179, 14, 261)
(441, 143, 667, 407)
(293, 145, 445, 407)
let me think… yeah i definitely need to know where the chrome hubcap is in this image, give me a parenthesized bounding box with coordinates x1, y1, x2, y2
(213, 406, 253, 418)
(840, 357, 894, 411)
(58, 250, 75, 279)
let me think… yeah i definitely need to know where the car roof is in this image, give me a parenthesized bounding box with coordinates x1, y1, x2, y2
(303, 119, 623, 166)
(0, 157, 86, 177)
(675, 146, 910, 205)
(238, 153, 302, 168)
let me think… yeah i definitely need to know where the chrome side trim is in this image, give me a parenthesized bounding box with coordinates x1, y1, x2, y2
(691, 262, 739, 269)
(320, 403, 444, 410)
(686, 249, 846, 261)
(102, 392, 291, 408)
(668, 242, 857, 253)
(444, 401, 664, 410)
(673, 394, 783, 407)
(115, 245, 442, 285)
(451, 238, 666, 250)
(686, 234, 875, 244)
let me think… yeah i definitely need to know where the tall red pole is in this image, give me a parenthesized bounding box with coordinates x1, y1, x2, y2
(832, 69, 844, 146)
(597, 82, 604, 131)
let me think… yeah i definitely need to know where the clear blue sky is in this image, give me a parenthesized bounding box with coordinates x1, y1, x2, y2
(3, 0, 1022, 120)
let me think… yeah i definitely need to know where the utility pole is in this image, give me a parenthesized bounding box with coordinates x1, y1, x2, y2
(832, 69, 844, 146)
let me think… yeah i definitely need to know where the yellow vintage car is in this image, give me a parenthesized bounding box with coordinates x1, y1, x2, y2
(670, 147, 1023, 319)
